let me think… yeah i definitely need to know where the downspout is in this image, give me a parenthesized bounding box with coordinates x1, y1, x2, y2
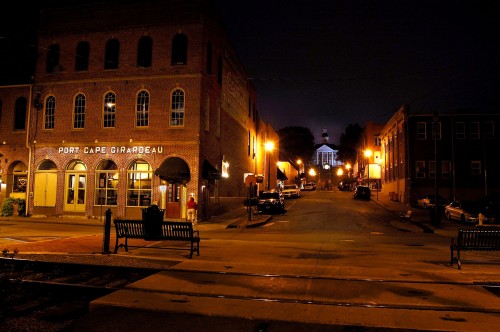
(25, 85, 33, 216)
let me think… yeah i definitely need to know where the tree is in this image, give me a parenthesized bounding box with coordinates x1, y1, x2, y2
(277, 126, 315, 163)
(337, 123, 363, 165)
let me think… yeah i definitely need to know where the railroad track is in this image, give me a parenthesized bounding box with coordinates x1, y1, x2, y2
(0, 257, 159, 332)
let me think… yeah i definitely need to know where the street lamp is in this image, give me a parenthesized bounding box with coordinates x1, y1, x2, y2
(265, 141, 274, 190)
(364, 149, 372, 188)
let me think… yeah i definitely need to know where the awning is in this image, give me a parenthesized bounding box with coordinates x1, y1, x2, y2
(202, 160, 220, 180)
(154, 157, 191, 184)
(277, 167, 288, 180)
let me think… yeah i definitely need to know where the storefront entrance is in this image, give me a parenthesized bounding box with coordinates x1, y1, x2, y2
(64, 160, 87, 212)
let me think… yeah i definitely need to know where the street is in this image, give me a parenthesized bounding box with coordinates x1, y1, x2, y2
(2, 189, 500, 331)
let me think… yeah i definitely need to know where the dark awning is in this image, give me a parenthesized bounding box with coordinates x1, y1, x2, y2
(202, 160, 220, 180)
(277, 167, 288, 180)
(155, 157, 191, 184)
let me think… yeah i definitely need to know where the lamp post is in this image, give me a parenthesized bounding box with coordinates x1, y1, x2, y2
(364, 149, 372, 188)
(265, 141, 274, 190)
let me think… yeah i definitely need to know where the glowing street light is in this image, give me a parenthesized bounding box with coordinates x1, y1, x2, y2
(265, 141, 275, 190)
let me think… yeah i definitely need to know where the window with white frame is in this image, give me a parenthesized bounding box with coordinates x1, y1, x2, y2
(432, 121, 441, 140)
(170, 89, 184, 127)
(136, 90, 149, 127)
(73, 94, 85, 129)
(470, 122, 480, 139)
(484, 121, 494, 139)
(44, 96, 55, 130)
(374, 136, 381, 146)
(471, 161, 481, 175)
(456, 122, 465, 139)
(416, 160, 425, 178)
(441, 161, 451, 179)
(417, 122, 426, 140)
(103, 92, 116, 128)
(428, 160, 436, 178)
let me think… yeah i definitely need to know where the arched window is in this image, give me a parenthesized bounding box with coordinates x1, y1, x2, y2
(137, 36, 152, 68)
(127, 160, 152, 207)
(170, 89, 184, 127)
(14, 97, 27, 130)
(104, 39, 120, 69)
(171, 33, 187, 65)
(95, 160, 118, 206)
(73, 94, 85, 129)
(46, 44, 60, 73)
(75, 41, 90, 71)
(44, 96, 55, 129)
(136, 90, 149, 127)
(103, 92, 116, 128)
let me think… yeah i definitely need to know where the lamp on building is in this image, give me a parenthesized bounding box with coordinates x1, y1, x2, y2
(364, 149, 372, 188)
(265, 141, 274, 190)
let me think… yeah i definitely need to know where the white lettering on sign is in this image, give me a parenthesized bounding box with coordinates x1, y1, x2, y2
(58, 146, 164, 154)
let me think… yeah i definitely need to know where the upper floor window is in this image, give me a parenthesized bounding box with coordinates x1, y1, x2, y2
(432, 121, 441, 140)
(471, 160, 481, 175)
(206, 42, 213, 74)
(136, 90, 149, 127)
(14, 97, 27, 130)
(416, 122, 426, 140)
(137, 36, 152, 68)
(104, 39, 120, 69)
(374, 136, 381, 146)
(456, 122, 465, 139)
(442, 160, 451, 179)
(470, 122, 480, 139)
(170, 89, 184, 127)
(171, 34, 187, 65)
(103, 92, 116, 128)
(73, 94, 85, 129)
(46, 44, 60, 74)
(484, 121, 495, 139)
(44, 96, 56, 130)
(415, 160, 425, 178)
(428, 160, 436, 178)
(75, 41, 90, 71)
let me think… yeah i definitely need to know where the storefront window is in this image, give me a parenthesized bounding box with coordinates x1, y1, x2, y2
(95, 160, 118, 206)
(127, 160, 152, 206)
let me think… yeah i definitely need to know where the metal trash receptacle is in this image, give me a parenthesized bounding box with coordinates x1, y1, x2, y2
(142, 205, 164, 240)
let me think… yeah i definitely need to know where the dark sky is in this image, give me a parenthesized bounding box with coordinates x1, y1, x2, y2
(1, 1, 499, 144)
(213, 0, 500, 143)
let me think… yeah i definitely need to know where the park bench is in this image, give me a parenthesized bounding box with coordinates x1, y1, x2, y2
(399, 210, 412, 222)
(450, 227, 500, 269)
(113, 219, 200, 258)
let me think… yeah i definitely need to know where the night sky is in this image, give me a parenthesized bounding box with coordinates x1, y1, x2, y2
(1, 1, 499, 144)
(214, 0, 500, 143)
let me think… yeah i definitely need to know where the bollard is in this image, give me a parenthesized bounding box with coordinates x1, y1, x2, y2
(102, 208, 112, 254)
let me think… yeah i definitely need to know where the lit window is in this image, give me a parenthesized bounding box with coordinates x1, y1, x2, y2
(44, 96, 55, 129)
(170, 89, 185, 127)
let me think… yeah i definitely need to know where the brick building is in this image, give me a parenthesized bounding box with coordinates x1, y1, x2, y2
(0, 0, 278, 220)
(379, 105, 499, 205)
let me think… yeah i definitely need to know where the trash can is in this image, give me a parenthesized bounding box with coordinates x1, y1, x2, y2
(142, 205, 164, 240)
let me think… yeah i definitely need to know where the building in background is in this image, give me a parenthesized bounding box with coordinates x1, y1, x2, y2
(0, 0, 277, 220)
(379, 105, 499, 205)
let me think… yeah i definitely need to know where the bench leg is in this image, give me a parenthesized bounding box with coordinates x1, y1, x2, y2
(457, 250, 461, 270)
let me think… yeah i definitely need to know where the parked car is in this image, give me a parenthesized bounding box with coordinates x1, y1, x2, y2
(338, 181, 351, 191)
(444, 200, 495, 224)
(257, 190, 285, 213)
(282, 184, 300, 198)
(353, 185, 371, 200)
(303, 182, 316, 191)
(416, 194, 448, 209)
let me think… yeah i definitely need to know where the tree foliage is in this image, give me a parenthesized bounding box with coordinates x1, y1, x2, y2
(278, 126, 315, 163)
(337, 123, 363, 165)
